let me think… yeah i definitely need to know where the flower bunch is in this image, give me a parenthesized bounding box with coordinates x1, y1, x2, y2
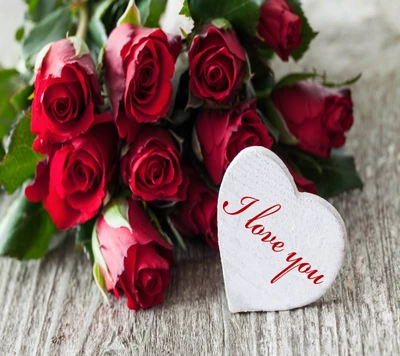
(0, 0, 362, 310)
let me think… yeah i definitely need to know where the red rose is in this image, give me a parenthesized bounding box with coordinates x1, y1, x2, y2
(171, 172, 218, 249)
(25, 118, 118, 230)
(105, 24, 181, 141)
(271, 81, 354, 158)
(95, 199, 173, 310)
(195, 100, 274, 185)
(188, 24, 246, 103)
(257, 0, 302, 61)
(31, 37, 103, 152)
(121, 125, 188, 201)
(285, 162, 317, 194)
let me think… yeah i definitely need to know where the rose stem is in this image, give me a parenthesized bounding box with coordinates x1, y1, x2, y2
(75, 3, 89, 40)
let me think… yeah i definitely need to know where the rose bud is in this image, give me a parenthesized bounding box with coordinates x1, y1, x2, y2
(25, 117, 118, 230)
(284, 162, 317, 194)
(94, 199, 174, 310)
(271, 81, 354, 158)
(120, 125, 188, 201)
(171, 171, 218, 249)
(105, 24, 181, 141)
(257, 0, 302, 61)
(188, 24, 246, 104)
(31, 37, 103, 152)
(195, 100, 274, 185)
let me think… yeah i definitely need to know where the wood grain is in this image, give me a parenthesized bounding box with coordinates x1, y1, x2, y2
(1, 0, 400, 355)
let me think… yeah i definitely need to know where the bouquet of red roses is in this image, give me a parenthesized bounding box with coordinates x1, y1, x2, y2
(0, 0, 361, 310)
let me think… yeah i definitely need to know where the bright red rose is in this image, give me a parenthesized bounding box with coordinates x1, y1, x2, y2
(105, 23, 181, 141)
(257, 0, 302, 61)
(120, 125, 188, 201)
(31, 37, 103, 152)
(285, 162, 317, 194)
(171, 172, 218, 249)
(195, 100, 274, 185)
(188, 24, 246, 104)
(25, 118, 118, 230)
(271, 81, 354, 158)
(95, 199, 174, 310)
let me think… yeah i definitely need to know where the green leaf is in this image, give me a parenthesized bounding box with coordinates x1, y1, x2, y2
(248, 49, 275, 95)
(275, 72, 361, 90)
(25, 0, 60, 22)
(322, 73, 362, 89)
(68, 36, 90, 58)
(188, 0, 264, 37)
(292, 149, 363, 198)
(22, 6, 72, 60)
(275, 72, 318, 89)
(15, 26, 25, 42)
(75, 218, 96, 263)
(0, 69, 24, 140)
(168, 52, 189, 117)
(179, 0, 190, 17)
(142, 201, 174, 245)
(137, 0, 168, 27)
(10, 85, 34, 112)
(0, 115, 43, 194)
(166, 217, 187, 250)
(93, 262, 109, 302)
(88, 0, 116, 52)
(102, 198, 132, 232)
(287, 0, 318, 61)
(257, 97, 299, 145)
(0, 189, 56, 259)
(117, 0, 141, 26)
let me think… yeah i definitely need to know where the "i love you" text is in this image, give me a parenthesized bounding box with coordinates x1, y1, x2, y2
(222, 196, 324, 285)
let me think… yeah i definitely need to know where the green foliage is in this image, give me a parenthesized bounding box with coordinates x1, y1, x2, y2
(287, 0, 318, 61)
(290, 149, 363, 198)
(0, 115, 43, 194)
(179, 0, 190, 17)
(322, 73, 362, 88)
(22, 6, 72, 60)
(15, 27, 25, 42)
(275, 72, 362, 89)
(25, 0, 61, 22)
(137, 0, 168, 27)
(11, 85, 34, 112)
(188, 0, 264, 37)
(117, 0, 141, 26)
(0, 189, 56, 259)
(0, 69, 23, 140)
(76, 218, 96, 263)
(257, 97, 299, 145)
(275, 72, 319, 89)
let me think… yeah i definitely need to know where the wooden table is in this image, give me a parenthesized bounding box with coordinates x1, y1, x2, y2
(1, 1, 399, 355)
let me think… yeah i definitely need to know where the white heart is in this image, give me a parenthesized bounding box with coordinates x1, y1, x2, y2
(218, 147, 346, 312)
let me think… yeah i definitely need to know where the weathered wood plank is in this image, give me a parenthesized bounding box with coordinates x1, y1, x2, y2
(1, 0, 400, 355)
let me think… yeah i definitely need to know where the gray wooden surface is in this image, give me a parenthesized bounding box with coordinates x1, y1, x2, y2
(1, 1, 400, 355)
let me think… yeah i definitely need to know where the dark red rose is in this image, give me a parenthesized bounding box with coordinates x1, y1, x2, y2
(120, 125, 188, 201)
(188, 24, 246, 103)
(171, 172, 218, 249)
(105, 24, 181, 141)
(285, 162, 317, 194)
(257, 0, 302, 61)
(31, 37, 103, 152)
(25, 118, 118, 230)
(271, 81, 354, 158)
(95, 199, 173, 310)
(195, 100, 274, 185)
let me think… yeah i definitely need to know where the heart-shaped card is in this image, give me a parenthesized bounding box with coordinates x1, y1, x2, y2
(218, 147, 346, 312)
